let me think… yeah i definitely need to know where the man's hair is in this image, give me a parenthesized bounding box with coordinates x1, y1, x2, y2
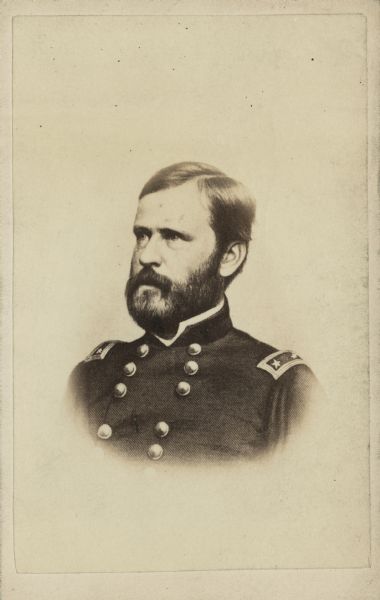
(139, 162, 256, 286)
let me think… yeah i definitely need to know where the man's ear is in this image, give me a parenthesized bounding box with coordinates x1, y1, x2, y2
(218, 242, 247, 279)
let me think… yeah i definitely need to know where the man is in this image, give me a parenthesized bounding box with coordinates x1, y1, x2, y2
(69, 162, 320, 462)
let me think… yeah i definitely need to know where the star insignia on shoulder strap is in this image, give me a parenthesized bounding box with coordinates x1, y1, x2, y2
(84, 340, 120, 362)
(257, 350, 306, 380)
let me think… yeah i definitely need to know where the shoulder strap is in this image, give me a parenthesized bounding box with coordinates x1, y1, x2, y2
(257, 350, 306, 380)
(83, 340, 120, 362)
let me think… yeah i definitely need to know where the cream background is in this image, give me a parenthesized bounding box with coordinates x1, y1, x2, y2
(7, 4, 374, 582)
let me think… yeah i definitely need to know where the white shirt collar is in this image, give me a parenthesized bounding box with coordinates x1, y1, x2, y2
(153, 299, 225, 347)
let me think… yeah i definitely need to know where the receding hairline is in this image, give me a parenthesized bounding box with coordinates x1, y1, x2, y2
(139, 172, 253, 205)
(138, 161, 229, 200)
(136, 179, 215, 220)
(139, 175, 228, 205)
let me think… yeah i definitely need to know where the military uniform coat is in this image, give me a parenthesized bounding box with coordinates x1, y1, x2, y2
(68, 301, 319, 462)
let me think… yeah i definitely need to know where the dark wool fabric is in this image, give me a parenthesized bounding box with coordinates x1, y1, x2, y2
(68, 301, 319, 462)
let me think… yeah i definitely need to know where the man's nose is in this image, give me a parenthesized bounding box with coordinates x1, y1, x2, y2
(138, 236, 162, 268)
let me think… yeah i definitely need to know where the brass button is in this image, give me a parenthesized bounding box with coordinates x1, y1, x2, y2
(176, 381, 191, 396)
(147, 444, 164, 460)
(123, 362, 137, 376)
(114, 382, 127, 398)
(97, 424, 112, 439)
(184, 360, 199, 376)
(154, 421, 170, 438)
(136, 343, 150, 358)
(188, 343, 202, 356)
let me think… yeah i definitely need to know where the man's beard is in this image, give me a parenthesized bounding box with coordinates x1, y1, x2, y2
(125, 251, 225, 337)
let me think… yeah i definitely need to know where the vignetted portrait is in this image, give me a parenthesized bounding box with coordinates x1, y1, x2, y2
(8, 5, 375, 586)
(68, 161, 323, 462)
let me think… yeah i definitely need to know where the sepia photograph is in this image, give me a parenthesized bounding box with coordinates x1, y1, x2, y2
(68, 160, 324, 462)
(1, 1, 379, 599)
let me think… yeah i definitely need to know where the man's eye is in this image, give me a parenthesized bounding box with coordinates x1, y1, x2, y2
(166, 232, 180, 241)
(162, 230, 183, 242)
(135, 231, 149, 244)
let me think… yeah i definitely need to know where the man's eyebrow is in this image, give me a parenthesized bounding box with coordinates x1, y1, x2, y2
(159, 227, 193, 241)
(133, 225, 151, 235)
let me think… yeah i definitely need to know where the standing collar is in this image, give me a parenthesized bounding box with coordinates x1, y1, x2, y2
(144, 296, 233, 348)
(153, 299, 225, 346)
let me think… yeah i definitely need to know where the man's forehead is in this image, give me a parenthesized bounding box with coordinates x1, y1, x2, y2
(134, 180, 211, 229)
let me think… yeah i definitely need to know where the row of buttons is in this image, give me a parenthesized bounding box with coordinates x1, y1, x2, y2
(113, 379, 192, 400)
(119, 356, 199, 381)
(97, 341, 202, 459)
(136, 341, 201, 359)
(98, 420, 169, 439)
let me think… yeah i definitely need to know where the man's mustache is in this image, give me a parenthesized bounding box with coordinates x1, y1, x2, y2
(128, 268, 172, 295)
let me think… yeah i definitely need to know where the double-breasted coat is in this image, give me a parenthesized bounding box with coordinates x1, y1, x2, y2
(68, 301, 319, 462)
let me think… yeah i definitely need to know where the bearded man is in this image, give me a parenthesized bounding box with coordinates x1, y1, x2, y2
(68, 162, 321, 462)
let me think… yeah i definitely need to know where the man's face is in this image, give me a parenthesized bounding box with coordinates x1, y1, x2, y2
(125, 180, 225, 336)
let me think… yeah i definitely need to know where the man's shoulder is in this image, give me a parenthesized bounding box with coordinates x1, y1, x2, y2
(72, 336, 144, 371)
(81, 339, 130, 363)
(68, 336, 145, 397)
(227, 328, 313, 382)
